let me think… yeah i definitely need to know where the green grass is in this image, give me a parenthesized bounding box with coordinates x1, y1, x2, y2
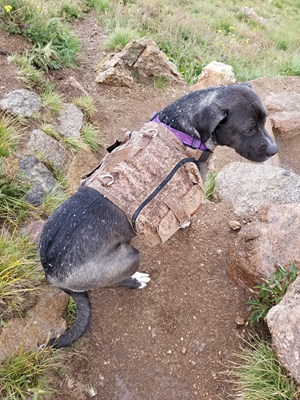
(66, 298, 77, 327)
(230, 337, 299, 400)
(0, 115, 19, 158)
(103, 25, 138, 50)
(204, 171, 217, 200)
(40, 124, 61, 141)
(8, 53, 45, 89)
(85, 0, 110, 13)
(0, 230, 43, 315)
(64, 136, 90, 154)
(248, 261, 299, 326)
(0, 157, 32, 223)
(0, 0, 81, 70)
(73, 95, 96, 118)
(98, 0, 300, 84)
(41, 89, 63, 115)
(41, 184, 68, 215)
(154, 75, 169, 90)
(82, 123, 102, 151)
(0, 344, 63, 399)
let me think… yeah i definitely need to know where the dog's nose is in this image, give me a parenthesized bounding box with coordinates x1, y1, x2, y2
(266, 143, 278, 157)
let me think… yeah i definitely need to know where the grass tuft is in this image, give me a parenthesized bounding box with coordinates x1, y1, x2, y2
(82, 123, 102, 151)
(103, 26, 137, 50)
(0, 230, 43, 314)
(154, 75, 169, 90)
(41, 184, 68, 216)
(0, 115, 19, 158)
(73, 95, 96, 118)
(204, 171, 217, 200)
(0, 157, 32, 222)
(0, 344, 64, 399)
(85, 0, 110, 13)
(66, 297, 77, 327)
(40, 124, 61, 141)
(64, 136, 90, 154)
(230, 336, 299, 400)
(41, 89, 63, 115)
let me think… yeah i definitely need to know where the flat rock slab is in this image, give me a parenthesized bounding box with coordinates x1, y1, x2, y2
(56, 103, 84, 138)
(227, 203, 300, 290)
(27, 129, 69, 171)
(0, 89, 41, 117)
(18, 155, 57, 206)
(0, 286, 69, 363)
(266, 275, 300, 384)
(214, 162, 300, 216)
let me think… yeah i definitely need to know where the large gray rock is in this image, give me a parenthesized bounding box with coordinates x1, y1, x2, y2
(190, 61, 236, 91)
(27, 129, 69, 170)
(0, 89, 41, 117)
(214, 162, 300, 216)
(265, 91, 300, 135)
(56, 103, 84, 138)
(95, 38, 186, 87)
(266, 275, 300, 384)
(227, 203, 300, 290)
(0, 286, 69, 363)
(18, 156, 57, 206)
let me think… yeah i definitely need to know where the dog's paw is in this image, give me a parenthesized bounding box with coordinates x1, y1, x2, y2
(131, 272, 151, 289)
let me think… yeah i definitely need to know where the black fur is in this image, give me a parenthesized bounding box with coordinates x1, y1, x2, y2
(39, 84, 278, 348)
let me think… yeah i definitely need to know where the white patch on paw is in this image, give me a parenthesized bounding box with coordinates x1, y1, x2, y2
(131, 272, 151, 288)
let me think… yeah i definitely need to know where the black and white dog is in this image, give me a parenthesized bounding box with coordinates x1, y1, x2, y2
(39, 84, 278, 348)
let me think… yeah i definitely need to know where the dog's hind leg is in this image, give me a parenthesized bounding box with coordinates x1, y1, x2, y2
(112, 271, 151, 289)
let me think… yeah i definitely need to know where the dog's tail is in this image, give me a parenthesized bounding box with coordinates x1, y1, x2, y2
(46, 289, 90, 349)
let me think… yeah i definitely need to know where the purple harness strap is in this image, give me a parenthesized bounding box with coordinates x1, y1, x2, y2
(151, 112, 209, 151)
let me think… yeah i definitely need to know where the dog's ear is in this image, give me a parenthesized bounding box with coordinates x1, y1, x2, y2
(238, 82, 252, 89)
(192, 106, 227, 143)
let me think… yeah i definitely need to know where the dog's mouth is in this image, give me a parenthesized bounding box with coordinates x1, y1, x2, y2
(238, 143, 279, 163)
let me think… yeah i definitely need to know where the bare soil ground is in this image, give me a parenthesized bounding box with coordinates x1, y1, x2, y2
(1, 11, 300, 400)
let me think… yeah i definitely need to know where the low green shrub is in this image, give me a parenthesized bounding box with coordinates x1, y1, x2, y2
(248, 261, 299, 326)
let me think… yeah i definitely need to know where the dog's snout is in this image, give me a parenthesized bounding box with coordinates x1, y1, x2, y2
(266, 143, 278, 157)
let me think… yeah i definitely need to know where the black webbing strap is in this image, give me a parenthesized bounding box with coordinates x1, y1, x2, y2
(132, 157, 196, 232)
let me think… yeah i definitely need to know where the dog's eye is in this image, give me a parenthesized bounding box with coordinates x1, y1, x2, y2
(245, 129, 252, 133)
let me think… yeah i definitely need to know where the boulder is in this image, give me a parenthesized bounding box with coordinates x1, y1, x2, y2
(227, 203, 300, 290)
(0, 286, 69, 363)
(18, 156, 57, 206)
(242, 7, 268, 26)
(266, 275, 300, 384)
(265, 91, 300, 135)
(56, 103, 84, 138)
(0, 89, 41, 117)
(94, 38, 186, 87)
(27, 129, 69, 170)
(214, 162, 300, 216)
(190, 61, 236, 91)
(21, 220, 45, 244)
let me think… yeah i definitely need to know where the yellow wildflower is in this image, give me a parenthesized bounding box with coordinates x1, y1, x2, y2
(5, 4, 12, 12)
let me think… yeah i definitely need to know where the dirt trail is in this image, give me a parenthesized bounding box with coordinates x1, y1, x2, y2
(1, 10, 300, 400)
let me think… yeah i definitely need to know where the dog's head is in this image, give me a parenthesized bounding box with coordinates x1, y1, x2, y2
(159, 84, 278, 163)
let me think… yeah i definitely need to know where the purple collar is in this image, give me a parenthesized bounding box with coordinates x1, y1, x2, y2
(151, 112, 209, 151)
